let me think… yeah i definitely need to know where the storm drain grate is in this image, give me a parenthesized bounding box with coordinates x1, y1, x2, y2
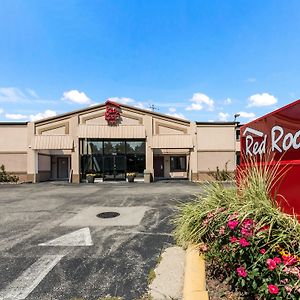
(96, 212, 120, 219)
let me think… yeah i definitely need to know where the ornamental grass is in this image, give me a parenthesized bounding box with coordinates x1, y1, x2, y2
(173, 156, 300, 299)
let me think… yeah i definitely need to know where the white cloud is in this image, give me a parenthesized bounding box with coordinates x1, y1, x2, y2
(29, 110, 57, 121)
(224, 98, 232, 105)
(62, 90, 91, 105)
(109, 97, 135, 105)
(167, 107, 186, 119)
(134, 102, 150, 110)
(248, 93, 277, 107)
(0, 108, 3, 114)
(0, 87, 55, 105)
(237, 111, 256, 119)
(26, 88, 39, 98)
(5, 109, 57, 121)
(186, 93, 214, 111)
(218, 112, 230, 121)
(167, 112, 186, 119)
(0, 87, 26, 102)
(5, 113, 27, 120)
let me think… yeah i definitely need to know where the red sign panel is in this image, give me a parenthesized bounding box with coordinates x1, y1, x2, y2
(105, 100, 121, 126)
(240, 99, 300, 219)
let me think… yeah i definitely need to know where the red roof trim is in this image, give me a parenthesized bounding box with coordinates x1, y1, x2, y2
(241, 99, 300, 130)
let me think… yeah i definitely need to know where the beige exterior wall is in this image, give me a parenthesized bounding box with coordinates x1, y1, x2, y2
(0, 153, 27, 172)
(0, 124, 28, 180)
(197, 125, 235, 150)
(0, 125, 27, 151)
(197, 151, 236, 172)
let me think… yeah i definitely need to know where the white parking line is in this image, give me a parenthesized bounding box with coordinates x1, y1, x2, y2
(0, 255, 64, 300)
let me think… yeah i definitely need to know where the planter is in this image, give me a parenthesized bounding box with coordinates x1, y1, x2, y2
(127, 175, 135, 183)
(86, 175, 95, 183)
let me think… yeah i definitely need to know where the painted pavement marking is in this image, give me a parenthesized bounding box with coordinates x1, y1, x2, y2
(0, 254, 64, 300)
(39, 227, 93, 246)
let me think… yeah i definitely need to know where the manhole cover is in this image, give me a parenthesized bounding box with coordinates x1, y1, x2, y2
(96, 212, 120, 219)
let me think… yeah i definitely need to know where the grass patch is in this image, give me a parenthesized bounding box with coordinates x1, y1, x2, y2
(147, 268, 156, 285)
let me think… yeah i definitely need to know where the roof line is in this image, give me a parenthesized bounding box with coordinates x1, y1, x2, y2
(241, 99, 300, 127)
(0, 122, 28, 125)
(34, 101, 191, 124)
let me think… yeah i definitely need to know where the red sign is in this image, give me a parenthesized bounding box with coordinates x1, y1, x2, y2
(105, 100, 121, 126)
(240, 99, 300, 220)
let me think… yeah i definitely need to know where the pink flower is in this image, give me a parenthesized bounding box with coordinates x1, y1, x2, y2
(260, 248, 266, 254)
(242, 218, 254, 228)
(227, 220, 239, 230)
(268, 284, 279, 295)
(282, 255, 298, 266)
(239, 238, 250, 247)
(230, 236, 238, 243)
(228, 212, 239, 220)
(237, 266, 247, 278)
(241, 227, 253, 237)
(284, 285, 293, 294)
(266, 259, 277, 271)
(273, 257, 282, 264)
(207, 212, 214, 218)
(198, 243, 208, 252)
(219, 226, 225, 235)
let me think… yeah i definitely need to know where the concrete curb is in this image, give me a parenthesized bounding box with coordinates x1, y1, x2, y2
(183, 245, 209, 300)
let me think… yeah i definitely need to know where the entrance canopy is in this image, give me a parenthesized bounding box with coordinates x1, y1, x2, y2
(32, 135, 74, 150)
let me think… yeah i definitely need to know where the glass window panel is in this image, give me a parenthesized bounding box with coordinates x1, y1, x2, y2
(126, 154, 145, 176)
(81, 155, 93, 173)
(88, 141, 103, 154)
(92, 155, 103, 173)
(170, 156, 186, 171)
(104, 141, 125, 154)
(126, 141, 145, 154)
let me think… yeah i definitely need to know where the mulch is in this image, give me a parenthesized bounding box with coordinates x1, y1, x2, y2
(206, 263, 255, 300)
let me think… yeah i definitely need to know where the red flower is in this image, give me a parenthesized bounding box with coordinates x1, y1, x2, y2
(230, 236, 238, 243)
(227, 220, 239, 230)
(258, 224, 270, 232)
(237, 266, 247, 277)
(282, 255, 298, 266)
(239, 238, 250, 247)
(273, 257, 282, 264)
(268, 284, 279, 294)
(242, 218, 254, 228)
(260, 248, 266, 254)
(241, 227, 253, 237)
(266, 259, 277, 270)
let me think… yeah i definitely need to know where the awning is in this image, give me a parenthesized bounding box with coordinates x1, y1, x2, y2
(78, 125, 146, 139)
(33, 135, 74, 150)
(151, 135, 193, 149)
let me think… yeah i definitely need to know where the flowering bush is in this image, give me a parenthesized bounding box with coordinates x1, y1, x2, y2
(203, 209, 300, 299)
(174, 160, 300, 299)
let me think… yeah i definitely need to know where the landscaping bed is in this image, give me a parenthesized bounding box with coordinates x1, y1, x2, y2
(174, 160, 300, 299)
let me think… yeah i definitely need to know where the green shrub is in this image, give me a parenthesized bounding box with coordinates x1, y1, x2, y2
(173, 158, 300, 299)
(0, 164, 19, 183)
(212, 161, 234, 181)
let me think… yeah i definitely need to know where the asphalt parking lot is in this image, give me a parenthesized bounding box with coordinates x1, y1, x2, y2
(0, 181, 202, 300)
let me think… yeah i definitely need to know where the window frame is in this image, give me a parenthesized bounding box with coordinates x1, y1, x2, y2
(170, 156, 186, 172)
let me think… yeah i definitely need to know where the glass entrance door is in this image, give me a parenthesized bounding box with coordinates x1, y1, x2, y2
(103, 155, 126, 180)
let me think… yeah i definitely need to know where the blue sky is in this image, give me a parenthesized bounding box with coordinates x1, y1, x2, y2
(0, 0, 300, 122)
